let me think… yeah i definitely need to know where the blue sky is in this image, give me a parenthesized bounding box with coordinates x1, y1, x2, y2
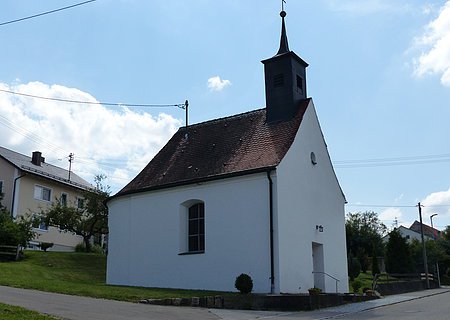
(1, 0, 450, 230)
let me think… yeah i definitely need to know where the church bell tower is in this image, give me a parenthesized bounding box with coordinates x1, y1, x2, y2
(262, 9, 309, 123)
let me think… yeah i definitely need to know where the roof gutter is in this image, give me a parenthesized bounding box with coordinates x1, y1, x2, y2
(267, 169, 275, 294)
(106, 166, 277, 204)
(11, 173, 26, 218)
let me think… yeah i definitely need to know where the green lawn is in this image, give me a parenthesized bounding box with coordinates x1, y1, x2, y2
(0, 302, 59, 320)
(0, 251, 227, 302)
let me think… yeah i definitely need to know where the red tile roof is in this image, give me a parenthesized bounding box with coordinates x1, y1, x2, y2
(409, 221, 441, 239)
(115, 99, 311, 197)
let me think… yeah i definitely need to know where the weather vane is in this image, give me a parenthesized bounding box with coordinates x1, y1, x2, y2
(281, 0, 286, 12)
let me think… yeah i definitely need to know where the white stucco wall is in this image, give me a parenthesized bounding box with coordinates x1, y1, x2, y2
(275, 100, 349, 293)
(107, 173, 273, 293)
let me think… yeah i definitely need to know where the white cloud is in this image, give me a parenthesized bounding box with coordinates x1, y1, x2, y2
(207, 76, 231, 92)
(422, 187, 450, 218)
(324, 0, 412, 15)
(0, 81, 182, 193)
(413, 1, 450, 86)
(379, 207, 403, 222)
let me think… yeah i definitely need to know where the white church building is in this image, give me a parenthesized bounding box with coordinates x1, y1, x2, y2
(106, 9, 349, 294)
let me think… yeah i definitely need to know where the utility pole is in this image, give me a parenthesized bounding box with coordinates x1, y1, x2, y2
(430, 213, 441, 287)
(68, 153, 74, 181)
(417, 202, 430, 288)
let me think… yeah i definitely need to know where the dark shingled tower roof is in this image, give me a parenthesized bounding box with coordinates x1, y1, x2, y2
(115, 99, 310, 197)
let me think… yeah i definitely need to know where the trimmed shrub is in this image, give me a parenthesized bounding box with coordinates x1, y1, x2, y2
(308, 287, 322, 295)
(75, 243, 104, 254)
(38, 242, 54, 252)
(90, 244, 104, 254)
(75, 243, 86, 252)
(348, 254, 361, 281)
(351, 279, 362, 293)
(235, 273, 253, 294)
(372, 256, 380, 276)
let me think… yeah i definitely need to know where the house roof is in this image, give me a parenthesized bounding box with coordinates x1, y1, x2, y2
(0, 146, 91, 190)
(115, 99, 311, 197)
(409, 220, 441, 239)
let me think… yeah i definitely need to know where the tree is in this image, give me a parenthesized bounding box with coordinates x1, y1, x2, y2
(347, 252, 361, 281)
(0, 194, 34, 247)
(42, 175, 110, 252)
(441, 226, 450, 241)
(372, 255, 380, 276)
(410, 239, 447, 273)
(346, 211, 387, 271)
(385, 228, 414, 273)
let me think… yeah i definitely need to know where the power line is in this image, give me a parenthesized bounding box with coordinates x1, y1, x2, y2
(346, 204, 416, 208)
(0, 0, 97, 27)
(334, 154, 450, 168)
(0, 88, 186, 108)
(347, 204, 450, 208)
(0, 114, 69, 155)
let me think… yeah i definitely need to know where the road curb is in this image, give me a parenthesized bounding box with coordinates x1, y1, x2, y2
(317, 288, 450, 319)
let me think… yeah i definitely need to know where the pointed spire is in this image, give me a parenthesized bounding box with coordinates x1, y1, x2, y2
(277, 10, 290, 55)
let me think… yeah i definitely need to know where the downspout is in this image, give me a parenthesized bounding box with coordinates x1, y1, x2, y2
(11, 173, 26, 218)
(267, 170, 275, 294)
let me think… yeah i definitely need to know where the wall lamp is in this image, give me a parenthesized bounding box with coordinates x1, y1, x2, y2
(316, 225, 324, 232)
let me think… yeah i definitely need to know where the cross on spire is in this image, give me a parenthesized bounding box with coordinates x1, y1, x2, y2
(277, 0, 289, 55)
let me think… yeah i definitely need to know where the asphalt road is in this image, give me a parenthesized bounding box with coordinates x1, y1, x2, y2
(328, 290, 450, 320)
(0, 286, 218, 320)
(0, 285, 449, 320)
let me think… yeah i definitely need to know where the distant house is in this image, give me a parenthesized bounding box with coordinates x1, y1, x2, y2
(409, 221, 441, 240)
(106, 10, 348, 294)
(383, 226, 434, 243)
(0, 146, 91, 251)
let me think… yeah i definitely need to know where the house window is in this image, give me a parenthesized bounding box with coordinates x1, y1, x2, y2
(0, 180, 3, 194)
(32, 215, 48, 231)
(188, 203, 205, 253)
(34, 185, 52, 202)
(60, 193, 68, 206)
(77, 197, 85, 210)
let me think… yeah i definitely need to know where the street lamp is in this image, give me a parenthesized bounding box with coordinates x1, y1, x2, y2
(430, 213, 438, 230)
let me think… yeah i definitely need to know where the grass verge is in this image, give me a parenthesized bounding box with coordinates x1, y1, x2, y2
(0, 251, 228, 302)
(0, 302, 59, 320)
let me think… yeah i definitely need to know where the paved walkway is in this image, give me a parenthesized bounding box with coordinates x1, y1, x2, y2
(0, 285, 449, 320)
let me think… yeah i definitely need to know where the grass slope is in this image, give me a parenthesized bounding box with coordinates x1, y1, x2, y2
(0, 303, 59, 320)
(0, 251, 225, 302)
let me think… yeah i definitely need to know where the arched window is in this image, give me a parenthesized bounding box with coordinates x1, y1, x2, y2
(188, 203, 205, 252)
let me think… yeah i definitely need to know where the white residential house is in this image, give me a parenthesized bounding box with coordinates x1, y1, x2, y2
(0, 147, 91, 251)
(383, 225, 435, 243)
(106, 10, 349, 294)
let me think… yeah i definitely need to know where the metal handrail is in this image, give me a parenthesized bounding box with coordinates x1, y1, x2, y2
(312, 271, 340, 293)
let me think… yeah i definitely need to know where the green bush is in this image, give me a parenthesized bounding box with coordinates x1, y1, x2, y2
(308, 287, 322, 295)
(372, 256, 380, 276)
(351, 279, 362, 293)
(348, 254, 361, 281)
(38, 242, 54, 252)
(90, 244, 104, 254)
(75, 243, 104, 254)
(360, 254, 370, 273)
(0, 211, 34, 247)
(75, 243, 86, 252)
(235, 273, 253, 294)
